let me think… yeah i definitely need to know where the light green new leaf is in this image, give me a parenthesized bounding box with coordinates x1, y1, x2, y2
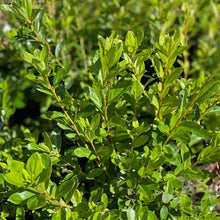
(5, 172, 26, 187)
(162, 192, 173, 203)
(7, 160, 24, 172)
(160, 206, 168, 220)
(106, 42, 123, 69)
(25, 0, 32, 21)
(26, 152, 43, 181)
(16, 207, 25, 220)
(12, 2, 29, 22)
(152, 57, 164, 80)
(125, 31, 138, 55)
(101, 193, 108, 209)
(32, 58, 46, 74)
(8, 191, 36, 205)
(147, 211, 158, 220)
(23, 51, 36, 64)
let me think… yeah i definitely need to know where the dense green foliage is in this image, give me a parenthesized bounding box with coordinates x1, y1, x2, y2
(0, 0, 220, 219)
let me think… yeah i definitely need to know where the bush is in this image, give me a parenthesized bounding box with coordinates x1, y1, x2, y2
(0, 0, 220, 219)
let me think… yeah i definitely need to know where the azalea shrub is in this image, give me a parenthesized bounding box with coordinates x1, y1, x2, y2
(0, 0, 220, 219)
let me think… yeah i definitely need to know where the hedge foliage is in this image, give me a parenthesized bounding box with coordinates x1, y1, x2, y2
(0, 0, 220, 219)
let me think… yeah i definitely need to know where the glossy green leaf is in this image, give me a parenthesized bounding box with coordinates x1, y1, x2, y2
(52, 208, 67, 220)
(38, 154, 52, 186)
(0, 4, 13, 13)
(8, 191, 36, 204)
(133, 135, 148, 148)
(23, 51, 36, 64)
(40, 45, 49, 65)
(158, 123, 170, 135)
(162, 192, 173, 203)
(26, 152, 43, 181)
(147, 210, 158, 220)
(166, 67, 182, 84)
(131, 80, 142, 100)
(50, 128, 62, 151)
(106, 42, 123, 69)
(101, 193, 108, 209)
(108, 79, 132, 103)
(71, 190, 82, 206)
(89, 87, 103, 109)
(74, 147, 91, 158)
(127, 208, 138, 220)
(43, 132, 53, 151)
(12, 2, 29, 21)
(56, 176, 78, 203)
(27, 194, 47, 210)
(139, 185, 154, 202)
(53, 68, 67, 87)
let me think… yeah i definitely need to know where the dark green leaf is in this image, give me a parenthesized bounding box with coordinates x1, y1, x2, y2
(133, 135, 148, 148)
(197, 80, 220, 102)
(56, 176, 78, 203)
(87, 168, 103, 179)
(175, 121, 211, 140)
